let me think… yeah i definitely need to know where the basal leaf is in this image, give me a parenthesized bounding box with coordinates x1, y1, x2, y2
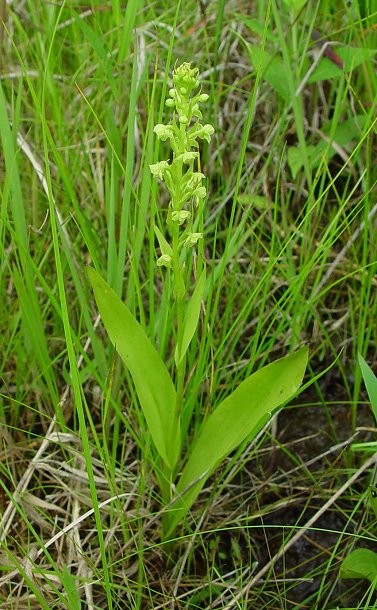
(288, 145, 318, 179)
(87, 267, 180, 469)
(167, 346, 308, 535)
(307, 56, 342, 83)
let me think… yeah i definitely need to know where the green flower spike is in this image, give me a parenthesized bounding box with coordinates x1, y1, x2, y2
(150, 62, 214, 300)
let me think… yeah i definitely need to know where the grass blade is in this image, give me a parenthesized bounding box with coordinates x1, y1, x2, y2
(358, 353, 377, 423)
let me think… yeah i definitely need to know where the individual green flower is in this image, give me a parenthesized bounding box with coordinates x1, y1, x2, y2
(188, 172, 206, 184)
(175, 151, 199, 164)
(150, 160, 170, 180)
(177, 172, 206, 207)
(188, 123, 215, 145)
(172, 210, 191, 225)
(157, 254, 172, 268)
(154, 124, 175, 141)
(185, 232, 203, 245)
(192, 185, 207, 204)
(191, 103, 202, 120)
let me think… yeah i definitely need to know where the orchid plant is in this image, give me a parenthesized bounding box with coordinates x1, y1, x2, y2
(87, 62, 308, 539)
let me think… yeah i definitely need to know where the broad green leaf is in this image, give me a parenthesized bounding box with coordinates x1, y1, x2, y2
(236, 17, 277, 42)
(281, 0, 306, 11)
(308, 46, 377, 84)
(167, 346, 308, 535)
(288, 145, 317, 179)
(359, 353, 377, 424)
(87, 267, 180, 469)
(340, 46, 377, 72)
(307, 57, 343, 84)
(248, 47, 290, 101)
(175, 269, 206, 366)
(339, 548, 377, 587)
(327, 115, 368, 147)
(287, 115, 368, 177)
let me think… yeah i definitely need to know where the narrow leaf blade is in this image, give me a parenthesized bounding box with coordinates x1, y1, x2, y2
(175, 269, 206, 366)
(358, 353, 377, 424)
(87, 267, 179, 468)
(154, 225, 172, 257)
